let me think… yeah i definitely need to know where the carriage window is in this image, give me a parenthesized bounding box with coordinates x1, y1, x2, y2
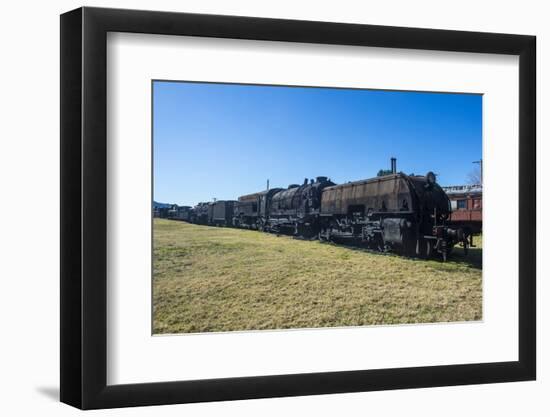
(457, 199, 467, 209)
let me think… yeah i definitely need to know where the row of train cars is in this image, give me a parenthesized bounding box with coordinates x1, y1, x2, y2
(154, 169, 482, 260)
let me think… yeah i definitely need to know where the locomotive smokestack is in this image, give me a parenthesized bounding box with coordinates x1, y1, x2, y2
(391, 157, 397, 174)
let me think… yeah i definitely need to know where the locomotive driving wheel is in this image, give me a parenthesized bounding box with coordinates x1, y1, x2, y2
(415, 239, 422, 258)
(318, 228, 330, 242)
(426, 240, 433, 258)
(415, 238, 432, 259)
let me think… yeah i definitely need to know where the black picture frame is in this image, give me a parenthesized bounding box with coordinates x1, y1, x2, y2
(60, 6, 536, 410)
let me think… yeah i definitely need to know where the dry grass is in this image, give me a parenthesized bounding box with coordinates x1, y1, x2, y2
(153, 219, 482, 334)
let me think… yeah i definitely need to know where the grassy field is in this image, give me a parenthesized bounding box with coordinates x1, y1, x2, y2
(153, 219, 482, 334)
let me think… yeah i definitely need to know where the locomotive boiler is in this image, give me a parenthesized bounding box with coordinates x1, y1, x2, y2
(268, 176, 335, 236)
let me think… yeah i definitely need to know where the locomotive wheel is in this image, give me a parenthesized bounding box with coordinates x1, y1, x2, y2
(415, 238, 433, 259)
(403, 237, 417, 257)
(425, 240, 432, 258)
(415, 239, 426, 258)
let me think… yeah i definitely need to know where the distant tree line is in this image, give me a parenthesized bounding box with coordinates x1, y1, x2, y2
(377, 169, 393, 177)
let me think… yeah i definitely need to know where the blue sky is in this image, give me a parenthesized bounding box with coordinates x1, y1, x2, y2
(153, 81, 482, 206)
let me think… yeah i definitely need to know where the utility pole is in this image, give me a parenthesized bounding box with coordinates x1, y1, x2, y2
(267, 179, 270, 190)
(473, 159, 483, 184)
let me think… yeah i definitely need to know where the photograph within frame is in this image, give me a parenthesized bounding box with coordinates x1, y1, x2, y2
(112, 32, 518, 383)
(152, 80, 483, 335)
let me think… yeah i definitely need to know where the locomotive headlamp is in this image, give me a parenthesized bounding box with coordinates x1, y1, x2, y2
(426, 171, 437, 185)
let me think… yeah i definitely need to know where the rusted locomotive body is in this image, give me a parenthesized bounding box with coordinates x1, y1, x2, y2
(192, 202, 211, 225)
(169, 205, 193, 221)
(319, 173, 468, 259)
(268, 176, 335, 236)
(154, 204, 192, 220)
(233, 188, 283, 229)
(211, 200, 237, 226)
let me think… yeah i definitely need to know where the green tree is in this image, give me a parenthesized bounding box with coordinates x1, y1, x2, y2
(377, 169, 393, 177)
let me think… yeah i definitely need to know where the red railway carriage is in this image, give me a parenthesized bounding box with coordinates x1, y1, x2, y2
(442, 185, 482, 234)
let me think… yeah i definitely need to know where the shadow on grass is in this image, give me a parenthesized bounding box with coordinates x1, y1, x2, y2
(319, 239, 482, 270)
(448, 246, 482, 270)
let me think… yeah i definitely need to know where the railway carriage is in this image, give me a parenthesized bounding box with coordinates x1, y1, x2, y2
(211, 200, 237, 226)
(233, 188, 282, 229)
(443, 185, 483, 235)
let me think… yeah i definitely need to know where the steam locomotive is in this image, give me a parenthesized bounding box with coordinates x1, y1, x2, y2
(162, 166, 473, 261)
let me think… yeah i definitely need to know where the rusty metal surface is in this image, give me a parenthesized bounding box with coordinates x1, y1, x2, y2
(450, 209, 482, 222)
(321, 174, 415, 215)
(444, 186, 482, 231)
